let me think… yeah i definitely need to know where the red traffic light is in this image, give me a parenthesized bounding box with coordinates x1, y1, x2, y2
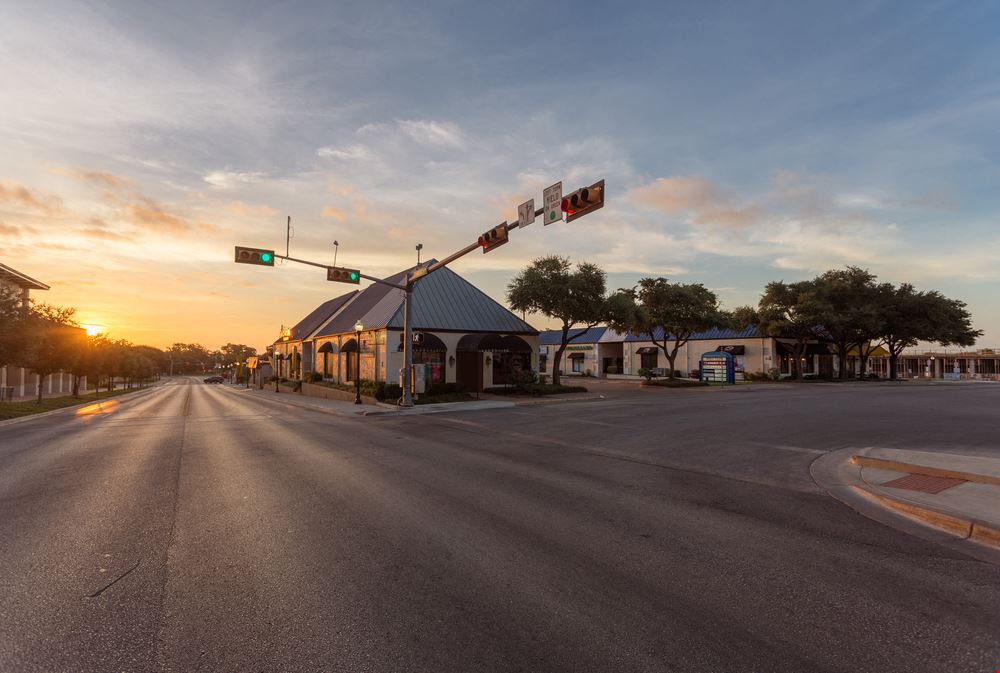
(561, 179, 605, 223)
(478, 224, 509, 253)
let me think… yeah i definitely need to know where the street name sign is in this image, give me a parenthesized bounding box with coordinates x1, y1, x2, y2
(543, 182, 562, 225)
(517, 199, 535, 228)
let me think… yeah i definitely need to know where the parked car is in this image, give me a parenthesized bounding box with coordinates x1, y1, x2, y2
(203, 375, 224, 384)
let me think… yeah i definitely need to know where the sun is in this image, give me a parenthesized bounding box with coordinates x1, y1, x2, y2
(82, 324, 104, 337)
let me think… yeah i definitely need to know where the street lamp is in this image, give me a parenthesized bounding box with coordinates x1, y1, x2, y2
(354, 322, 363, 405)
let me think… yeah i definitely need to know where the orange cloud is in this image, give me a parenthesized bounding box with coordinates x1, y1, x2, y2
(0, 181, 63, 214)
(229, 201, 278, 218)
(0, 221, 39, 237)
(122, 196, 218, 235)
(630, 176, 756, 228)
(322, 205, 345, 221)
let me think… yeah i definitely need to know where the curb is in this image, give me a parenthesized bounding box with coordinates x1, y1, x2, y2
(230, 388, 363, 417)
(360, 401, 515, 417)
(0, 384, 164, 428)
(810, 448, 1000, 564)
(852, 454, 1000, 486)
(852, 485, 1000, 548)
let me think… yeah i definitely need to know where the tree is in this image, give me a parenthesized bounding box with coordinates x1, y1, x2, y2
(21, 302, 83, 403)
(0, 284, 30, 368)
(507, 256, 607, 386)
(811, 267, 881, 379)
(608, 278, 729, 379)
(757, 280, 825, 379)
(220, 343, 257, 366)
(167, 343, 213, 374)
(882, 285, 980, 379)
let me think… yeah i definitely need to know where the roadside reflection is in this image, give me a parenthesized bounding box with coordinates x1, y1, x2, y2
(75, 399, 120, 417)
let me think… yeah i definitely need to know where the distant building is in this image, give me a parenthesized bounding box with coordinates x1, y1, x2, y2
(273, 262, 538, 392)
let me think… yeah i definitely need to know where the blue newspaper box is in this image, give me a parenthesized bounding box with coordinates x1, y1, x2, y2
(700, 351, 735, 384)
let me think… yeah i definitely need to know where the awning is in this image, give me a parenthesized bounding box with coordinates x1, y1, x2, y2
(718, 345, 745, 355)
(636, 346, 657, 354)
(846, 345, 889, 357)
(340, 338, 359, 353)
(317, 342, 334, 353)
(398, 331, 447, 352)
(568, 352, 585, 359)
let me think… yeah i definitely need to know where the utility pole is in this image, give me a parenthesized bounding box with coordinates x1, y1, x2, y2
(235, 178, 605, 408)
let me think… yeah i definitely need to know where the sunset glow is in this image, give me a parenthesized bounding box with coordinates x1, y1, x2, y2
(1, 2, 997, 350)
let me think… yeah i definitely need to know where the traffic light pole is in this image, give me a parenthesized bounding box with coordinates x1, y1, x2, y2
(237, 178, 603, 409)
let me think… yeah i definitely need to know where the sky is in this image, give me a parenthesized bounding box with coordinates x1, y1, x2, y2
(1, 0, 999, 350)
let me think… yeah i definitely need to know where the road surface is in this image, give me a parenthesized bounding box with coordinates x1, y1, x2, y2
(1, 378, 997, 672)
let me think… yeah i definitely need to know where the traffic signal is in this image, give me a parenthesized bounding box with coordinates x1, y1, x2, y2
(478, 223, 509, 253)
(327, 266, 361, 284)
(234, 246, 275, 266)
(561, 179, 605, 223)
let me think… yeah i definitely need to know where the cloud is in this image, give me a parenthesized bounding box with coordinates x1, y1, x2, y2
(629, 176, 757, 228)
(0, 181, 63, 214)
(51, 166, 132, 191)
(0, 221, 38, 237)
(316, 144, 372, 161)
(321, 205, 345, 221)
(203, 170, 266, 190)
(228, 201, 278, 218)
(357, 119, 464, 148)
(122, 196, 218, 235)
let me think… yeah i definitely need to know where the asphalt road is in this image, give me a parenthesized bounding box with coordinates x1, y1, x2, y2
(1, 378, 998, 672)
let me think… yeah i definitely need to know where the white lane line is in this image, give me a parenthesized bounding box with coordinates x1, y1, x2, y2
(744, 441, 826, 455)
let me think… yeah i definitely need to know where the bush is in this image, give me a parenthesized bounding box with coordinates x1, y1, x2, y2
(767, 368, 781, 381)
(426, 382, 465, 396)
(637, 368, 655, 382)
(307, 372, 324, 383)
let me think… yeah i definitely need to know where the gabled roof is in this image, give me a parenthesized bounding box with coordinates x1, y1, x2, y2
(275, 291, 358, 344)
(539, 327, 608, 345)
(313, 261, 536, 338)
(0, 262, 49, 291)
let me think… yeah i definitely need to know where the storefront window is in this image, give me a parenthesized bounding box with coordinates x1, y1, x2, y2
(539, 354, 547, 372)
(640, 352, 657, 370)
(572, 357, 583, 373)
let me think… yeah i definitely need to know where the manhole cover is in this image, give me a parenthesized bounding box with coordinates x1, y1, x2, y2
(880, 473, 966, 494)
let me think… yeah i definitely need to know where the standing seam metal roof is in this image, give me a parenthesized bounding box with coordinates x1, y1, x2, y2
(540, 325, 762, 344)
(313, 262, 535, 337)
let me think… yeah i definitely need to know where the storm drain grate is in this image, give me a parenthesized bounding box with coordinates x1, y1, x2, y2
(880, 473, 966, 494)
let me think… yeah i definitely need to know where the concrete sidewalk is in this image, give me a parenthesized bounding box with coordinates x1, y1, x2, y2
(233, 385, 514, 417)
(811, 446, 1000, 563)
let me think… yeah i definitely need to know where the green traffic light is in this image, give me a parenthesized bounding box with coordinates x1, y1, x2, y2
(350, 272, 358, 281)
(261, 253, 272, 263)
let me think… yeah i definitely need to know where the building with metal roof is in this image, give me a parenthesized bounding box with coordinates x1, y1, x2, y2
(538, 324, 828, 379)
(273, 262, 538, 392)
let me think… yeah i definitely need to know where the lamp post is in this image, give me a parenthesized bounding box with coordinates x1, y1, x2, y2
(275, 354, 281, 393)
(354, 322, 363, 405)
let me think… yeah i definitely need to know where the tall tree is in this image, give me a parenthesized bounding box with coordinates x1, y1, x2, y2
(608, 278, 729, 379)
(811, 267, 881, 379)
(757, 280, 825, 379)
(21, 302, 82, 403)
(507, 256, 607, 385)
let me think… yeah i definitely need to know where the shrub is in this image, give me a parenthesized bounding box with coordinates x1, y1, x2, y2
(307, 372, 324, 383)
(637, 368, 655, 382)
(767, 368, 780, 381)
(426, 382, 465, 396)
